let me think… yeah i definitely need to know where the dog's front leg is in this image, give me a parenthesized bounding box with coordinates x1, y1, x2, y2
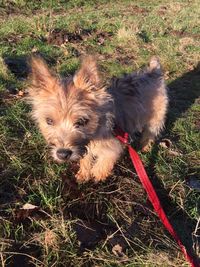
(75, 152, 94, 182)
(90, 138, 123, 182)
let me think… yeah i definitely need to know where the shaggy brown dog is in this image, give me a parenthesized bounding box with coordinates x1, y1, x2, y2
(28, 55, 168, 182)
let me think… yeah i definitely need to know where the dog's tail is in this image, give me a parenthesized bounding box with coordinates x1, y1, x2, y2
(148, 56, 163, 75)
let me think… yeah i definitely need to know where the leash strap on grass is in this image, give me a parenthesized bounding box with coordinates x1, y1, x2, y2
(115, 129, 199, 267)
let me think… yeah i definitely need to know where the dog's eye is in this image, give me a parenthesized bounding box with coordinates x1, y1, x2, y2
(74, 117, 89, 128)
(46, 118, 54, 125)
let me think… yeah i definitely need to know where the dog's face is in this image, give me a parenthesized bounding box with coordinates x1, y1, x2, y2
(28, 56, 112, 162)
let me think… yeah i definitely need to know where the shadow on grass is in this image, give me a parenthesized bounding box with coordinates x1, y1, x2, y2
(146, 63, 200, 264)
(0, 56, 48, 266)
(1, 54, 200, 265)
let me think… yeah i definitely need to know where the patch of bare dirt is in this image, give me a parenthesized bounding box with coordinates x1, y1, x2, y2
(131, 5, 148, 15)
(47, 28, 94, 46)
(170, 30, 200, 39)
(112, 47, 136, 65)
(96, 31, 113, 45)
(47, 28, 114, 47)
(116, 54, 136, 65)
(0, 32, 45, 45)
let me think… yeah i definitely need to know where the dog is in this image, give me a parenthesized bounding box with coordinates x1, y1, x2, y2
(28, 55, 168, 182)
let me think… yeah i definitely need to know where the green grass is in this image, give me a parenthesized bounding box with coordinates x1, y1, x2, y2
(0, 0, 200, 266)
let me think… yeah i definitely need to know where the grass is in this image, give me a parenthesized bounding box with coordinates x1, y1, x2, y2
(0, 0, 200, 266)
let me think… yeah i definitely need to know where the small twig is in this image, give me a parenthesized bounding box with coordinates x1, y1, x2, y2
(117, 163, 137, 177)
(108, 214, 132, 247)
(0, 252, 5, 267)
(101, 228, 120, 248)
(98, 188, 122, 194)
(193, 217, 200, 254)
(194, 217, 200, 236)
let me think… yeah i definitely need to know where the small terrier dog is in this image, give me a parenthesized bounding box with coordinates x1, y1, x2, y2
(28, 55, 168, 182)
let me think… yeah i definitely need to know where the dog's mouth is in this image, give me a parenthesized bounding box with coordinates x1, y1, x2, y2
(68, 146, 87, 161)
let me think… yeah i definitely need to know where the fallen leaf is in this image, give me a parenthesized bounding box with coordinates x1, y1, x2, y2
(18, 90, 24, 96)
(164, 71, 170, 80)
(159, 139, 182, 156)
(22, 203, 39, 210)
(97, 36, 105, 45)
(112, 244, 123, 256)
(44, 230, 58, 249)
(112, 244, 128, 259)
(15, 203, 40, 222)
(159, 139, 172, 148)
(31, 47, 38, 53)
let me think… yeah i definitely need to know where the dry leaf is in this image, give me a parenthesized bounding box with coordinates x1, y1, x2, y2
(22, 203, 39, 210)
(31, 47, 38, 53)
(18, 90, 24, 96)
(159, 139, 172, 149)
(159, 139, 182, 156)
(112, 244, 128, 259)
(15, 203, 40, 222)
(44, 230, 58, 249)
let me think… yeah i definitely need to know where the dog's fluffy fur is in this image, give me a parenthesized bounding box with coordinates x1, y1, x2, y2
(28, 55, 168, 182)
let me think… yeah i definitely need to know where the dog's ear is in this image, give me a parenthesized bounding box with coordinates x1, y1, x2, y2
(73, 56, 100, 90)
(29, 56, 57, 93)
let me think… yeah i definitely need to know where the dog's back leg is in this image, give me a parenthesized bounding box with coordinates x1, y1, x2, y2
(140, 98, 167, 152)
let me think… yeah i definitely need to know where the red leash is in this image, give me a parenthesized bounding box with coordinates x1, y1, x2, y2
(115, 129, 199, 267)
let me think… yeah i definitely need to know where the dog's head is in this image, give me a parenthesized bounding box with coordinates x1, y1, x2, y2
(28, 56, 113, 162)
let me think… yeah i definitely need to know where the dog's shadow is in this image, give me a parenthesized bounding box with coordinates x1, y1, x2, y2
(2, 54, 200, 263)
(145, 63, 200, 262)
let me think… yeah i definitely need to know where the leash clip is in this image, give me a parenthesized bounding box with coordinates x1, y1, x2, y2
(113, 126, 132, 145)
(123, 132, 131, 145)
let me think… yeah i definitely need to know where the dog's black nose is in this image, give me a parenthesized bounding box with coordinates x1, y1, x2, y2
(56, 148, 72, 160)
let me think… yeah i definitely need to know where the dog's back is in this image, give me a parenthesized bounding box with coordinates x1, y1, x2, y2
(110, 57, 168, 150)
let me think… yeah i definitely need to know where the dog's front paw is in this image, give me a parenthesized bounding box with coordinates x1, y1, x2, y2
(91, 167, 111, 183)
(141, 140, 154, 152)
(141, 144, 151, 152)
